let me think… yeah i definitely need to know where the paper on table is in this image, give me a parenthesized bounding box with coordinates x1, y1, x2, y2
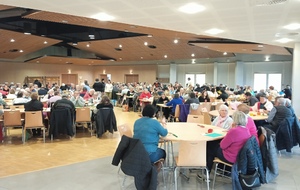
(204, 133, 223, 138)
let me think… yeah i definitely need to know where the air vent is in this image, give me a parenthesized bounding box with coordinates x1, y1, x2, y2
(9, 49, 19, 52)
(249, 0, 288, 6)
(148, 45, 156, 49)
(252, 49, 262, 52)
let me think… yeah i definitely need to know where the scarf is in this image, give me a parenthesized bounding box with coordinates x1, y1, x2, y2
(215, 116, 228, 128)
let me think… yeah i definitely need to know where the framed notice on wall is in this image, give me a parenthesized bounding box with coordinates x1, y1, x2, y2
(107, 74, 111, 80)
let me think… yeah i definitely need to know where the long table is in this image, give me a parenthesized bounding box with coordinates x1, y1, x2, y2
(209, 110, 268, 121)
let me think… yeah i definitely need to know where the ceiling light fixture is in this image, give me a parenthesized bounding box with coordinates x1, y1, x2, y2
(10, 39, 15, 42)
(72, 42, 78, 46)
(276, 38, 293, 43)
(44, 41, 48, 44)
(191, 53, 195, 57)
(258, 45, 264, 48)
(223, 52, 227, 55)
(174, 39, 179, 44)
(119, 44, 122, 48)
(283, 23, 300, 30)
(147, 34, 153, 37)
(86, 44, 90, 47)
(205, 28, 224, 35)
(144, 42, 148, 46)
(164, 55, 168, 58)
(91, 12, 115, 21)
(178, 3, 206, 14)
(19, 50, 23, 53)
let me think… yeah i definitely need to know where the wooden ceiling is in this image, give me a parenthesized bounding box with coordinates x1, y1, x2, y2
(0, 4, 292, 65)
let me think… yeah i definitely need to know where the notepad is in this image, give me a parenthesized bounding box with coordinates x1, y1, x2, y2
(204, 133, 223, 138)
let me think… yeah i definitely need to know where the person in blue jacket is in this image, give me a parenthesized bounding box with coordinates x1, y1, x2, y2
(166, 93, 183, 114)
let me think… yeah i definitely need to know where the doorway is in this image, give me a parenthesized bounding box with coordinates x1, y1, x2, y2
(125, 74, 139, 83)
(99, 74, 108, 82)
(61, 74, 78, 86)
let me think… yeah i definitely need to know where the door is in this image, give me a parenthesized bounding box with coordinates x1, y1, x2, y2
(99, 74, 108, 82)
(125, 74, 139, 83)
(61, 74, 78, 86)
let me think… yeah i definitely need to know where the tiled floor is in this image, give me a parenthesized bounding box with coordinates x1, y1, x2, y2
(1, 107, 300, 189)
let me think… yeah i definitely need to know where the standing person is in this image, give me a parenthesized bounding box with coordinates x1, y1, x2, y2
(283, 85, 292, 100)
(92, 79, 102, 92)
(24, 92, 44, 136)
(83, 80, 90, 92)
(133, 104, 168, 163)
(99, 79, 105, 96)
(105, 80, 113, 99)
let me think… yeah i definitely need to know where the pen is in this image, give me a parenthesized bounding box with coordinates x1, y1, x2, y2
(169, 133, 178, 138)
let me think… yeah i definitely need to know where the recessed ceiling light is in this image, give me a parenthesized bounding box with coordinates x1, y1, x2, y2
(205, 28, 224, 35)
(191, 53, 195, 57)
(223, 52, 227, 55)
(19, 50, 23, 53)
(91, 12, 115, 21)
(10, 39, 15, 42)
(119, 44, 122, 48)
(164, 55, 168, 58)
(86, 44, 90, 47)
(174, 39, 179, 44)
(144, 42, 148, 46)
(258, 45, 264, 48)
(147, 34, 153, 38)
(119, 58, 122, 60)
(44, 41, 48, 44)
(178, 3, 206, 14)
(141, 57, 143, 59)
(276, 38, 293, 43)
(283, 23, 300, 30)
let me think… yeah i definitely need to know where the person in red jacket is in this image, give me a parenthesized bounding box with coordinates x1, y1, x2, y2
(139, 88, 152, 99)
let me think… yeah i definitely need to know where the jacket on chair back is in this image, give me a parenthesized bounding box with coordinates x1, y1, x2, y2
(232, 136, 266, 190)
(276, 116, 300, 152)
(95, 108, 117, 137)
(112, 135, 157, 190)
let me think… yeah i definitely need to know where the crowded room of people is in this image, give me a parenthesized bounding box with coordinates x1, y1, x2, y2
(0, 1, 300, 190)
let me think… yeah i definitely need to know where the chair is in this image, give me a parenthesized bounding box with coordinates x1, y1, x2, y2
(215, 102, 224, 111)
(117, 123, 133, 138)
(187, 114, 204, 123)
(23, 111, 46, 143)
(212, 157, 233, 189)
(174, 141, 210, 190)
(203, 111, 212, 125)
(10, 105, 24, 110)
(75, 107, 92, 136)
(95, 108, 117, 138)
(3, 110, 24, 142)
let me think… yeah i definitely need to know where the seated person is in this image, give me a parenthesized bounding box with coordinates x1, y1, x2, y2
(133, 104, 168, 163)
(83, 89, 95, 101)
(237, 104, 259, 143)
(198, 90, 210, 102)
(216, 89, 229, 102)
(139, 88, 152, 99)
(184, 92, 200, 105)
(70, 91, 85, 107)
(166, 93, 183, 115)
(13, 91, 30, 105)
(41, 89, 54, 102)
(6, 88, 17, 99)
(285, 98, 295, 116)
(244, 92, 258, 106)
(80, 87, 88, 97)
(157, 93, 170, 119)
(48, 91, 62, 106)
(251, 93, 273, 113)
(212, 105, 233, 130)
(266, 98, 293, 132)
(207, 111, 251, 172)
(96, 95, 113, 109)
(126, 87, 136, 107)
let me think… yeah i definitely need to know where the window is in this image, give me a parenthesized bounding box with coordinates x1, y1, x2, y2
(185, 74, 205, 87)
(253, 73, 282, 91)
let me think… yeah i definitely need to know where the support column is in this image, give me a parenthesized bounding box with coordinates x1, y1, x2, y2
(213, 62, 218, 85)
(235, 61, 244, 86)
(292, 43, 300, 116)
(170, 64, 177, 84)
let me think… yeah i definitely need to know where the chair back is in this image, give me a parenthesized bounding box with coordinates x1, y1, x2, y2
(10, 105, 24, 110)
(24, 111, 44, 128)
(0, 105, 3, 109)
(215, 102, 224, 111)
(177, 141, 206, 166)
(76, 107, 91, 122)
(117, 123, 133, 137)
(187, 114, 204, 123)
(4, 110, 22, 126)
(174, 104, 180, 118)
(202, 111, 212, 125)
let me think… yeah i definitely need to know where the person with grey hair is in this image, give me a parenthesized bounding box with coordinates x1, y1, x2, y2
(212, 105, 233, 130)
(285, 98, 295, 116)
(206, 111, 251, 172)
(266, 97, 293, 132)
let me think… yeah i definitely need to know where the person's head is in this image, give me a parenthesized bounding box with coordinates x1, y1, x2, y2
(232, 111, 247, 127)
(269, 86, 274, 90)
(218, 105, 229, 118)
(9, 88, 15, 94)
(93, 92, 99, 98)
(100, 95, 110, 105)
(259, 94, 267, 103)
(31, 92, 39, 100)
(54, 91, 60, 96)
(17, 91, 23, 98)
(244, 92, 252, 100)
(89, 89, 95, 95)
(285, 98, 292, 107)
(95, 78, 99, 82)
(174, 93, 179, 99)
(201, 90, 207, 97)
(48, 89, 54, 95)
(142, 104, 156, 118)
(237, 104, 250, 114)
(189, 92, 196, 99)
(277, 98, 286, 106)
(61, 94, 69, 99)
(161, 93, 166, 98)
(73, 91, 80, 97)
(144, 88, 149, 93)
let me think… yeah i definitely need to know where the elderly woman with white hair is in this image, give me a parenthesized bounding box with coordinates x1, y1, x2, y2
(206, 111, 251, 172)
(212, 105, 233, 130)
